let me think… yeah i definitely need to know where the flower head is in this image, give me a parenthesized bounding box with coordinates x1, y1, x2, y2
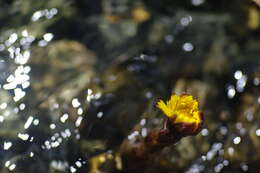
(157, 94, 203, 135)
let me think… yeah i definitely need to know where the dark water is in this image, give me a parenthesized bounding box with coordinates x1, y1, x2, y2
(0, 0, 259, 173)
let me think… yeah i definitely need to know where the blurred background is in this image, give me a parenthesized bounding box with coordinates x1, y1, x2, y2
(0, 0, 259, 172)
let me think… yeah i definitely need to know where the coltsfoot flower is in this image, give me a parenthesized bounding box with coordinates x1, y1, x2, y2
(157, 94, 203, 136)
(120, 94, 204, 166)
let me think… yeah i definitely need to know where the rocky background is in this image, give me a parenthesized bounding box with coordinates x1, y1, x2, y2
(0, 0, 259, 173)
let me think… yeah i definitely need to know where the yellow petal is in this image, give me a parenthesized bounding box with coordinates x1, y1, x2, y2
(167, 95, 179, 110)
(157, 94, 202, 125)
(157, 100, 174, 118)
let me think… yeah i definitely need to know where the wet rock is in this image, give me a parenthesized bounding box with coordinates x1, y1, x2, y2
(247, 6, 260, 30)
(81, 88, 147, 148)
(100, 65, 133, 93)
(0, 90, 24, 138)
(29, 40, 96, 108)
(223, 91, 260, 163)
(0, 0, 260, 173)
(173, 79, 218, 108)
(99, 19, 138, 47)
(203, 39, 230, 76)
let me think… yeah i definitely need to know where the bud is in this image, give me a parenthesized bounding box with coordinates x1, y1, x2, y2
(157, 94, 203, 136)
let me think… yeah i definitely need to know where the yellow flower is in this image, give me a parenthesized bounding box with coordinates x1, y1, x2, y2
(157, 94, 203, 135)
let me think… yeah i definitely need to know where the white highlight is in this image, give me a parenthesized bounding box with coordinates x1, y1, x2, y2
(72, 98, 81, 108)
(75, 116, 83, 127)
(43, 33, 53, 42)
(60, 113, 69, 123)
(191, 0, 205, 6)
(13, 88, 26, 102)
(227, 85, 236, 99)
(32, 11, 43, 21)
(9, 164, 16, 171)
(33, 119, 39, 125)
(180, 16, 192, 26)
(19, 103, 26, 110)
(50, 123, 56, 129)
(24, 116, 34, 129)
(5, 160, 10, 167)
(234, 70, 242, 80)
(9, 33, 18, 44)
(4, 142, 12, 150)
(233, 136, 241, 144)
(97, 112, 103, 118)
(0, 102, 7, 109)
(18, 133, 29, 140)
(75, 161, 82, 168)
(256, 129, 260, 136)
(70, 166, 77, 173)
(182, 42, 194, 52)
(22, 30, 29, 37)
(77, 108, 83, 115)
(0, 116, 4, 122)
(201, 128, 209, 136)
